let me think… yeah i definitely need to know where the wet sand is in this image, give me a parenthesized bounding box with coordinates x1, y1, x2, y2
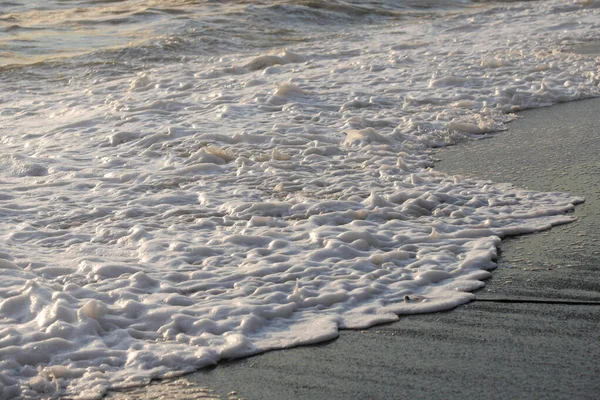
(107, 98, 600, 400)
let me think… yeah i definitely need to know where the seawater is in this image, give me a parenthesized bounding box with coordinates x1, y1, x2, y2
(0, 0, 599, 398)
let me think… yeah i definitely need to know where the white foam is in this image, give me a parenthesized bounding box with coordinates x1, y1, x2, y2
(0, 0, 599, 398)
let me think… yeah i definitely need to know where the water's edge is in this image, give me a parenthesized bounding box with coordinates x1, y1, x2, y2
(105, 96, 600, 399)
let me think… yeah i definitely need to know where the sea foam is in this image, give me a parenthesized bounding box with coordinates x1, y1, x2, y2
(0, 0, 599, 398)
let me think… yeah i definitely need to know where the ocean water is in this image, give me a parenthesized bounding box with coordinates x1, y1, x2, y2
(1, 0, 599, 398)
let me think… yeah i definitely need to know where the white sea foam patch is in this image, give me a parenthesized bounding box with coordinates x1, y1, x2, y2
(0, 0, 599, 398)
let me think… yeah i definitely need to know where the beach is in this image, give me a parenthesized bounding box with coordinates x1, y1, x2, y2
(1, 1, 599, 398)
(107, 97, 600, 400)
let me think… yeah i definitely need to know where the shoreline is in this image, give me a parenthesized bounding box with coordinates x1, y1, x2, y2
(108, 97, 600, 400)
(433, 97, 600, 303)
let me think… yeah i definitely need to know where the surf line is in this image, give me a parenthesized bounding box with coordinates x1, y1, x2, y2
(474, 297, 600, 306)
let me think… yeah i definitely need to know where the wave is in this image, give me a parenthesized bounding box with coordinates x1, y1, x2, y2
(0, 0, 598, 398)
(0, 0, 470, 68)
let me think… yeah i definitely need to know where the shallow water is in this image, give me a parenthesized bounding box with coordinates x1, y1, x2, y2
(1, 0, 599, 398)
(0, 0, 465, 67)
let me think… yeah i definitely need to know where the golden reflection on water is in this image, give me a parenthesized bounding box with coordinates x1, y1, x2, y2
(0, 27, 151, 66)
(0, 0, 212, 66)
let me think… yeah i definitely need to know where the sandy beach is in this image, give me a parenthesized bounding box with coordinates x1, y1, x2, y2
(107, 95, 600, 400)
